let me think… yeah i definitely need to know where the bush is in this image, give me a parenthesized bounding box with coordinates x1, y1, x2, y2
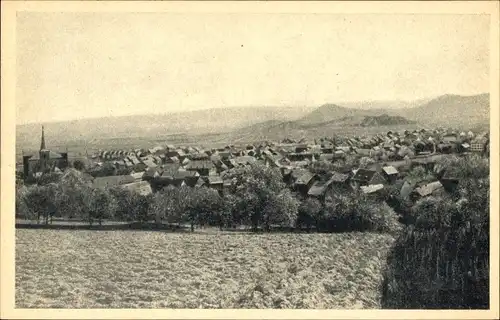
(382, 158, 489, 308)
(321, 189, 400, 233)
(382, 222, 489, 309)
(297, 198, 323, 230)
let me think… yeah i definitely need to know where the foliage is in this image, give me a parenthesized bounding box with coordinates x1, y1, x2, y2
(86, 187, 118, 225)
(21, 184, 58, 224)
(72, 160, 86, 171)
(36, 172, 62, 186)
(225, 163, 296, 231)
(89, 162, 117, 177)
(382, 155, 490, 309)
(297, 198, 323, 230)
(322, 189, 400, 233)
(406, 166, 435, 184)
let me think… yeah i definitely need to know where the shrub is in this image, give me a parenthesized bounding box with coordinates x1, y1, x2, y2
(322, 189, 400, 233)
(382, 157, 489, 309)
(297, 198, 323, 230)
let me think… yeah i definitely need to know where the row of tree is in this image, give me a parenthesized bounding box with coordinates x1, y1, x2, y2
(16, 164, 399, 233)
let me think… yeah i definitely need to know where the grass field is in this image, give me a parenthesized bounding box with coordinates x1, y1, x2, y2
(16, 229, 395, 309)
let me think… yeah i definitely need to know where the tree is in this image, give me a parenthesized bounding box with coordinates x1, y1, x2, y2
(86, 187, 117, 226)
(406, 166, 434, 184)
(297, 197, 323, 231)
(262, 189, 299, 230)
(73, 160, 86, 172)
(227, 163, 288, 231)
(22, 184, 58, 224)
(36, 172, 62, 186)
(183, 187, 223, 231)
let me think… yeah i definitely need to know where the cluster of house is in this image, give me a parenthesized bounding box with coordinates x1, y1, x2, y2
(84, 127, 489, 201)
(19, 126, 489, 202)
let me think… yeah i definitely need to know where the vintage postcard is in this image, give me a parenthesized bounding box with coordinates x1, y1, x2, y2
(1, 1, 499, 319)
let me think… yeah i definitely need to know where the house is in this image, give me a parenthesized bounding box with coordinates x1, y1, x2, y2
(307, 177, 336, 201)
(295, 144, 309, 153)
(399, 180, 415, 200)
(329, 171, 351, 190)
(207, 175, 224, 194)
(470, 137, 488, 153)
(165, 156, 180, 164)
(360, 184, 384, 195)
(185, 160, 216, 176)
(130, 171, 145, 182)
(438, 143, 457, 154)
(410, 181, 445, 202)
(355, 148, 372, 157)
(382, 166, 399, 183)
(172, 170, 200, 187)
(121, 181, 153, 196)
(459, 142, 470, 153)
(442, 134, 458, 143)
(293, 171, 318, 195)
(190, 152, 210, 161)
(142, 158, 157, 169)
(233, 156, 257, 166)
(351, 169, 386, 188)
(288, 152, 314, 162)
(439, 170, 460, 193)
(142, 167, 159, 181)
(92, 175, 136, 190)
(319, 154, 334, 162)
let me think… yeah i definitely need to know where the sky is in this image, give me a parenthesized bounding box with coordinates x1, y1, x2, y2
(16, 12, 490, 125)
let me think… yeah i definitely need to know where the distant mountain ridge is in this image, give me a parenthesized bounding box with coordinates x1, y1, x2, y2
(16, 93, 489, 151)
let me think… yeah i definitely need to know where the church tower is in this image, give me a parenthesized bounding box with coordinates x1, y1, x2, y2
(39, 126, 50, 172)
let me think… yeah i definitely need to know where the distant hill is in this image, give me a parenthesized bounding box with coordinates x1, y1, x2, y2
(359, 114, 416, 127)
(297, 104, 386, 125)
(397, 93, 490, 127)
(340, 98, 432, 110)
(16, 106, 313, 150)
(16, 93, 489, 156)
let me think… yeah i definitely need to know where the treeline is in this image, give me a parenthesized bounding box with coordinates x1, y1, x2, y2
(16, 164, 399, 233)
(382, 154, 490, 309)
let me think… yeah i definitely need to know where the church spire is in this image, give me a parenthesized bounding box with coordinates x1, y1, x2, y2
(40, 126, 46, 150)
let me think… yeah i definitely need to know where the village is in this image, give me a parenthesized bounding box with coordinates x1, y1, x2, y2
(18, 125, 490, 208)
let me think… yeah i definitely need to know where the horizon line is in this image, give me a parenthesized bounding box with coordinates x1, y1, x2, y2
(16, 92, 489, 126)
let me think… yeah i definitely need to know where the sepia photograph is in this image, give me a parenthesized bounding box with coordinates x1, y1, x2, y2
(1, 1, 499, 319)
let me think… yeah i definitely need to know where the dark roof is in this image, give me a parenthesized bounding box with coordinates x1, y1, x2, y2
(355, 148, 372, 156)
(161, 163, 181, 177)
(307, 177, 335, 197)
(173, 170, 200, 179)
(294, 171, 316, 185)
(352, 169, 377, 183)
(233, 156, 257, 165)
(185, 160, 214, 170)
(400, 181, 415, 200)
